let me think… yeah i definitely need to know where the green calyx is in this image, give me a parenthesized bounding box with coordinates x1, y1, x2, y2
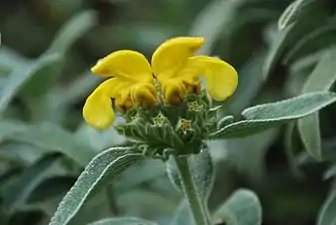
(115, 90, 220, 161)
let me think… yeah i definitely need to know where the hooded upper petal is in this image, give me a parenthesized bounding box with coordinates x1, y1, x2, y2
(151, 37, 205, 81)
(178, 55, 238, 101)
(91, 50, 152, 82)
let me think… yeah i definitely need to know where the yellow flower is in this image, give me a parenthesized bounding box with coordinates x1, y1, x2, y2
(83, 50, 157, 130)
(83, 37, 238, 130)
(152, 37, 238, 103)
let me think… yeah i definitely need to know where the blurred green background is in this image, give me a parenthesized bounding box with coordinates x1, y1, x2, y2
(1, 0, 336, 224)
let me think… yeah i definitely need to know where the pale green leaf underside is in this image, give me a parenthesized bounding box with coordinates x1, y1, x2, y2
(278, 0, 316, 30)
(189, 0, 238, 55)
(298, 49, 336, 160)
(209, 92, 336, 139)
(213, 189, 262, 225)
(0, 54, 61, 114)
(48, 147, 143, 225)
(87, 217, 157, 225)
(264, 7, 326, 78)
(318, 191, 336, 225)
(170, 200, 193, 225)
(3, 122, 96, 166)
(324, 164, 336, 180)
(47, 10, 97, 55)
(1, 153, 60, 214)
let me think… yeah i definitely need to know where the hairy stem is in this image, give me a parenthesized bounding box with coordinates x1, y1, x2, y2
(174, 156, 211, 225)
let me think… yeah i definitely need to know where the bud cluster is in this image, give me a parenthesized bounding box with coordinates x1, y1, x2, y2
(115, 90, 220, 160)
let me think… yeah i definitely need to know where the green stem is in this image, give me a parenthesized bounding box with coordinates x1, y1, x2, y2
(174, 156, 211, 225)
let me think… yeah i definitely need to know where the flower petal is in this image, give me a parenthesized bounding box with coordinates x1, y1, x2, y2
(82, 78, 125, 129)
(151, 37, 205, 80)
(161, 79, 186, 105)
(131, 83, 158, 108)
(184, 56, 238, 101)
(91, 50, 152, 81)
(83, 89, 115, 130)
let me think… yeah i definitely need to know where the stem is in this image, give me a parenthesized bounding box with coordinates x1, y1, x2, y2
(174, 156, 211, 225)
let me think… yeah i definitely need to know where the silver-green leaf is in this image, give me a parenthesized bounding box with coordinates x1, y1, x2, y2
(5, 122, 96, 166)
(0, 53, 61, 114)
(278, 0, 317, 30)
(298, 48, 336, 160)
(264, 7, 327, 78)
(317, 190, 336, 225)
(324, 164, 336, 180)
(209, 92, 336, 139)
(87, 217, 157, 225)
(189, 0, 238, 55)
(1, 153, 60, 214)
(170, 200, 193, 225)
(49, 147, 143, 225)
(47, 10, 97, 55)
(213, 189, 262, 225)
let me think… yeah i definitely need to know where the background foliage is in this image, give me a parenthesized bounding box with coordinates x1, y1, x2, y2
(0, 0, 336, 224)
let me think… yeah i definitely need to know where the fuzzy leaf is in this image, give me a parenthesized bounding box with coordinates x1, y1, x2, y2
(0, 54, 61, 114)
(169, 200, 193, 225)
(213, 189, 262, 225)
(209, 92, 336, 139)
(264, 8, 327, 78)
(49, 147, 143, 225)
(47, 10, 97, 55)
(278, 0, 317, 30)
(5, 122, 96, 166)
(317, 190, 336, 225)
(87, 217, 157, 225)
(1, 153, 60, 214)
(298, 49, 336, 160)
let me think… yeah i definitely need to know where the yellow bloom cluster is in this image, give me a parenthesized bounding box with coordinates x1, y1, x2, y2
(83, 37, 238, 130)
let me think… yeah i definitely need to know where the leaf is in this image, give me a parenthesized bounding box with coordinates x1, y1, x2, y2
(1, 153, 60, 214)
(51, 73, 100, 108)
(0, 46, 28, 69)
(118, 189, 176, 217)
(47, 10, 97, 55)
(263, 7, 328, 78)
(19, 56, 64, 98)
(298, 48, 336, 160)
(324, 164, 336, 180)
(284, 123, 303, 178)
(278, 0, 317, 30)
(317, 190, 336, 225)
(166, 146, 214, 200)
(116, 159, 165, 190)
(87, 217, 157, 225)
(170, 200, 193, 225)
(5, 122, 96, 166)
(0, 120, 26, 138)
(213, 189, 262, 225)
(298, 113, 321, 159)
(0, 54, 61, 114)
(209, 92, 336, 139)
(189, 0, 239, 54)
(283, 18, 336, 64)
(20, 11, 97, 98)
(217, 115, 234, 129)
(48, 147, 143, 225)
